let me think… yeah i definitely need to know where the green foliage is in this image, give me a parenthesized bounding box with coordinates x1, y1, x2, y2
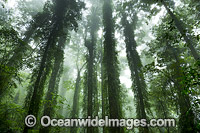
(63, 80, 75, 91)
(181, 61, 200, 93)
(0, 64, 16, 92)
(143, 3, 200, 131)
(42, 92, 71, 113)
(0, 102, 25, 132)
(0, 27, 27, 99)
(0, 0, 200, 132)
(0, 27, 23, 61)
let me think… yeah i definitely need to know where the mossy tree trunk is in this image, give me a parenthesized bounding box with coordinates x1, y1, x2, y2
(102, 0, 124, 132)
(39, 36, 66, 133)
(121, 13, 149, 133)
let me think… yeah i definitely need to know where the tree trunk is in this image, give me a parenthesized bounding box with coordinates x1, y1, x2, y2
(93, 65, 99, 133)
(121, 13, 149, 133)
(85, 34, 97, 133)
(85, 9, 99, 132)
(23, 1, 67, 132)
(101, 38, 108, 133)
(39, 36, 66, 133)
(70, 70, 81, 133)
(87, 44, 94, 133)
(103, 0, 124, 132)
(70, 62, 86, 133)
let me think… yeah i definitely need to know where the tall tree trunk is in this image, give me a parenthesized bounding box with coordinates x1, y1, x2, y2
(23, 1, 67, 132)
(100, 38, 108, 133)
(162, 0, 200, 61)
(70, 62, 86, 133)
(39, 36, 66, 133)
(87, 44, 94, 133)
(93, 65, 99, 133)
(85, 34, 97, 133)
(121, 13, 149, 133)
(103, 0, 124, 132)
(84, 8, 99, 132)
(70, 70, 81, 133)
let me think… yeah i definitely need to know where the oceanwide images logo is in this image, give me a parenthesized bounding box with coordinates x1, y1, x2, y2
(25, 115, 176, 129)
(25, 115, 37, 127)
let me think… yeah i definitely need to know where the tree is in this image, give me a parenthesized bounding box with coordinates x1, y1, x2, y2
(84, 6, 100, 133)
(141, 0, 200, 61)
(0, 2, 52, 101)
(102, 0, 124, 132)
(121, 12, 149, 133)
(166, 44, 196, 132)
(23, 0, 84, 132)
(161, 0, 200, 61)
(0, 27, 25, 101)
(70, 62, 86, 133)
(39, 35, 66, 133)
(144, 15, 199, 132)
(1, 0, 200, 132)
